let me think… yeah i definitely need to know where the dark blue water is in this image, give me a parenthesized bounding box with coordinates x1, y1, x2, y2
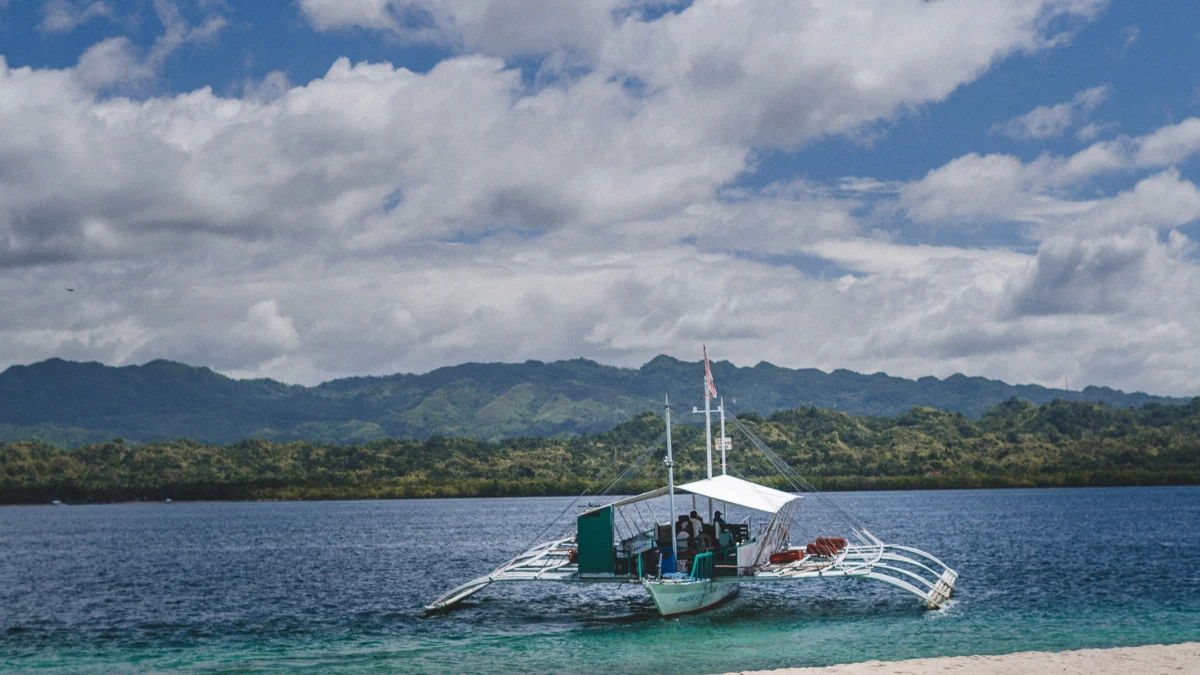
(2, 487, 1198, 673)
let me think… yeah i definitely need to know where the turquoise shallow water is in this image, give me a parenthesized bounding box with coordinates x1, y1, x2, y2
(2, 487, 1198, 673)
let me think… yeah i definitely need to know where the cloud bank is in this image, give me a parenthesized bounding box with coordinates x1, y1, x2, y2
(4, 0, 1200, 398)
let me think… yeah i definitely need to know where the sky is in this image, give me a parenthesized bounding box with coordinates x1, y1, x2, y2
(1, 1, 1200, 395)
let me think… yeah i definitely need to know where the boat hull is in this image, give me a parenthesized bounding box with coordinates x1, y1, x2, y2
(643, 578, 739, 617)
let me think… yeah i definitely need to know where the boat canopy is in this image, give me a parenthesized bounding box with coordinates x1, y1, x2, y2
(590, 474, 800, 515)
(677, 475, 799, 514)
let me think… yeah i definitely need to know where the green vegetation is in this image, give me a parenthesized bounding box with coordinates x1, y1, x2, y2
(0, 357, 1187, 447)
(2, 398, 1198, 504)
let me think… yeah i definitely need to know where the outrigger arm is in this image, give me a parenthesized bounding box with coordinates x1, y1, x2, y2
(424, 535, 579, 614)
(425, 521, 958, 615)
(747, 530, 957, 609)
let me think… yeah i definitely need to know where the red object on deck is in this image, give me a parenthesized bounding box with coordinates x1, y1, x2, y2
(806, 542, 837, 557)
(816, 537, 848, 550)
(769, 550, 803, 564)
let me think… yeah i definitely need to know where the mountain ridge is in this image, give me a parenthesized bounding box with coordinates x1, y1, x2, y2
(0, 355, 1190, 447)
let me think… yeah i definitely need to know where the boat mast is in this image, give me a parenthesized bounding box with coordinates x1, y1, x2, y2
(704, 387, 713, 478)
(693, 345, 716, 479)
(719, 397, 727, 476)
(693, 345, 718, 521)
(664, 394, 678, 568)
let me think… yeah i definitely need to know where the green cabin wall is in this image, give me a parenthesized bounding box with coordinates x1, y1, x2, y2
(576, 506, 614, 574)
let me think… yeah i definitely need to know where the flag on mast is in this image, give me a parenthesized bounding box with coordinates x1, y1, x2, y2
(703, 344, 717, 399)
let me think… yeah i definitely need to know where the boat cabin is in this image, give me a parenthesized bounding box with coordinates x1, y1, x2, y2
(575, 474, 801, 581)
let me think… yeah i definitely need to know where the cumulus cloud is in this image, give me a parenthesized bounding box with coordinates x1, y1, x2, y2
(903, 118, 1200, 228)
(299, 0, 1107, 151)
(991, 84, 1113, 141)
(1004, 229, 1184, 317)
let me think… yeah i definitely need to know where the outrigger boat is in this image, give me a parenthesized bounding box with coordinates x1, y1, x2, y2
(427, 349, 958, 617)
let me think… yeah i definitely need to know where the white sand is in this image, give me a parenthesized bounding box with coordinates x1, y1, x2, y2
(727, 642, 1200, 675)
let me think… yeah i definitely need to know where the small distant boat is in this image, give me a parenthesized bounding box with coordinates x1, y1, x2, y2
(164, 498, 172, 504)
(427, 348, 958, 617)
(51, 499, 62, 506)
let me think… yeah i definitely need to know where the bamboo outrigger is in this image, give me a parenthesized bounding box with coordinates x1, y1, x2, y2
(427, 349, 957, 617)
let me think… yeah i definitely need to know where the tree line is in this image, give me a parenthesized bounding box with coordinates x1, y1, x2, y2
(2, 398, 1199, 504)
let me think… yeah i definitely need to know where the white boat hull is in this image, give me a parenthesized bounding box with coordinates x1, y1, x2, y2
(643, 578, 739, 617)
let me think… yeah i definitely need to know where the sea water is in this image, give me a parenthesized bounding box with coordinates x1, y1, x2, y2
(1, 487, 1198, 674)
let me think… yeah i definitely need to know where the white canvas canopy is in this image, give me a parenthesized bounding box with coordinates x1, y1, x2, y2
(676, 474, 799, 514)
(590, 474, 799, 515)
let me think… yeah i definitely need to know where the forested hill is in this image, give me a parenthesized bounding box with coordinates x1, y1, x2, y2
(3, 398, 1199, 503)
(0, 356, 1187, 447)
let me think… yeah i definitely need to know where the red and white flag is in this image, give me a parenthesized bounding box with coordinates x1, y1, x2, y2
(703, 344, 717, 399)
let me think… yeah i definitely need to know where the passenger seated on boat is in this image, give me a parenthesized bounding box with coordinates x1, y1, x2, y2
(676, 516, 695, 548)
(718, 530, 734, 548)
(713, 511, 726, 532)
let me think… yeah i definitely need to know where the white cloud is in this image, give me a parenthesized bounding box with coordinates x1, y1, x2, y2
(74, 37, 152, 88)
(39, 0, 111, 33)
(995, 101, 1075, 140)
(1003, 228, 1192, 318)
(298, 0, 623, 57)
(1117, 25, 1139, 58)
(299, 0, 1106, 152)
(62, 0, 228, 90)
(1075, 121, 1117, 141)
(232, 299, 302, 360)
(601, 1, 1105, 151)
(903, 118, 1200, 228)
(1059, 170, 1200, 234)
(145, 0, 227, 70)
(802, 238, 1029, 279)
(991, 84, 1112, 140)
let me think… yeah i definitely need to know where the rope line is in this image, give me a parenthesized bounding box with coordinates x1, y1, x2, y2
(725, 408, 868, 533)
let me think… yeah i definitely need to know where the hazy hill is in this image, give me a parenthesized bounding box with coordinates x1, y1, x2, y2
(0, 356, 1188, 447)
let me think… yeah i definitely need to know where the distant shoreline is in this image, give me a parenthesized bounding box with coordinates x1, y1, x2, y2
(726, 642, 1200, 675)
(5, 479, 1197, 507)
(7, 398, 1200, 505)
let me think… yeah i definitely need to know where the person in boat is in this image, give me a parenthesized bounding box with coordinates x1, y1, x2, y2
(675, 515, 695, 549)
(712, 511, 729, 548)
(712, 510, 726, 531)
(690, 511, 715, 551)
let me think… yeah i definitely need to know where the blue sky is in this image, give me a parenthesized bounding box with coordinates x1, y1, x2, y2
(1, 0, 1199, 395)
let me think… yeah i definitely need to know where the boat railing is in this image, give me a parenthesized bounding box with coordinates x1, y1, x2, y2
(689, 552, 714, 580)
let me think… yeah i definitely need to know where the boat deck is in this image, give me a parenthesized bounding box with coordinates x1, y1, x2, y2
(425, 530, 957, 613)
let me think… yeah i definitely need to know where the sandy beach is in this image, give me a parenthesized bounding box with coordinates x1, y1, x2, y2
(728, 642, 1200, 675)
